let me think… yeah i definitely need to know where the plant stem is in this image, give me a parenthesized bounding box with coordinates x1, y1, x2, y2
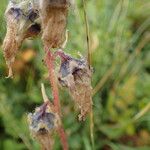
(82, 0, 91, 67)
(58, 126, 69, 150)
(133, 102, 150, 122)
(90, 108, 95, 150)
(44, 47, 61, 114)
(82, 0, 95, 149)
(44, 47, 68, 150)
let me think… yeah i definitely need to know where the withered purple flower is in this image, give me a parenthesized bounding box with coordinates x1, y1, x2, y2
(57, 50, 93, 121)
(2, 0, 41, 78)
(28, 101, 61, 149)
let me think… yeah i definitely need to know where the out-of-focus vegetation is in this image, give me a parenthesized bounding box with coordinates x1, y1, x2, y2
(0, 0, 150, 150)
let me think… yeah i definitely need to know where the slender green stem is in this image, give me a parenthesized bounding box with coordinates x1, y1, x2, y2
(82, 0, 91, 67)
(133, 102, 150, 122)
(82, 0, 94, 149)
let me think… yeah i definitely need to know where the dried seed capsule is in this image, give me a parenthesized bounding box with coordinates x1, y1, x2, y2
(28, 102, 61, 150)
(39, 0, 70, 48)
(57, 51, 93, 121)
(3, 0, 40, 77)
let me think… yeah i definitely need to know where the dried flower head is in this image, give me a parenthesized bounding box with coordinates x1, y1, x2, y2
(39, 0, 70, 48)
(28, 101, 61, 149)
(3, 0, 41, 77)
(57, 50, 93, 121)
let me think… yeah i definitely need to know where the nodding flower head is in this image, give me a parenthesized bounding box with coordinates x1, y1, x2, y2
(28, 100, 61, 149)
(28, 102, 61, 136)
(57, 51, 93, 121)
(3, 0, 41, 78)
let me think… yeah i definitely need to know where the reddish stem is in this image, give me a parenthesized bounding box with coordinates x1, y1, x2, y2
(44, 47, 61, 114)
(58, 126, 68, 150)
(44, 47, 68, 150)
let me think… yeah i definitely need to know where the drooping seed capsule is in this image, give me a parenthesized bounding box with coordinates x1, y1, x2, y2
(57, 51, 93, 121)
(2, 0, 40, 78)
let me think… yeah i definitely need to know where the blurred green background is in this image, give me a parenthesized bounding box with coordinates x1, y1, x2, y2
(0, 0, 150, 150)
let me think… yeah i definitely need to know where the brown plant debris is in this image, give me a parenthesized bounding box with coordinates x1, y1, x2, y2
(28, 83, 68, 150)
(57, 50, 93, 121)
(3, 0, 41, 78)
(28, 101, 61, 150)
(39, 0, 70, 48)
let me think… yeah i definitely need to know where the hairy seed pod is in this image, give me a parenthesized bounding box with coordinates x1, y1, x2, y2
(28, 101, 61, 150)
(39, 0, 70, 48)
(2, 0, 41, 77)
(57, 51, 93, 121)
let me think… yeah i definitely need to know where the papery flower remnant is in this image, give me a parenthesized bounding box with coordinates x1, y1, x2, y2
(38, 0, 70, 48)
(57, 50, 93, 121)
(28, 84, 61, 150)
(28, 83, 69, 150)
(3, 0, 41, 78)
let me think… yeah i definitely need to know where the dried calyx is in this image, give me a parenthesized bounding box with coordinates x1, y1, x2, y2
(28, 102, 61, 149)
(39, 0, 70, 48)
(3, 0, 41, 78)
(57, 50, 93, 121)
(28, 84, 61, 150)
